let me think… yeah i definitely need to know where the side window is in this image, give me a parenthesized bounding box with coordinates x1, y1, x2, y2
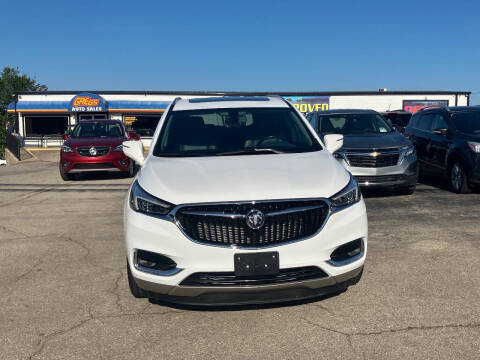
(431, 113, 449, 131)
(408, 114, 419, 128)
(308, 113, 318, 131)
(418, 113, 434, 131)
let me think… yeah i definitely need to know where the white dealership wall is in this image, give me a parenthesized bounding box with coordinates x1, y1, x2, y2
(329, 94, 468, 111)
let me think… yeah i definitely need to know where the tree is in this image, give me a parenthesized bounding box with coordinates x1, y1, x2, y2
(0, 67, 48, 158)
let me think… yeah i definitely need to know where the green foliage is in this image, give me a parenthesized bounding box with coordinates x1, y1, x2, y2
(0, 67, 47, 158)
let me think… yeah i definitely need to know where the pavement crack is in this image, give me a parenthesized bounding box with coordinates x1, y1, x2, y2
(12, 259, 43, 284)
(28, 311, 95, 360)
(352, 322, 480, 336)
(109, 270, 124, 313)
(28, 308, 184, 359)
(63, 236, 91, 258)
(0, 224, 30, 238)
(302, 317, 349, 336)
(302, 317, 480, 337)
(98, 309, 185, 319)
(307, 303, 337, 317)
(0, 186, 54, 207)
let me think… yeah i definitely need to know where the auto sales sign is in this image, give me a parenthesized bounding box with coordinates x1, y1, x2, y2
(69, 93, 107, 112)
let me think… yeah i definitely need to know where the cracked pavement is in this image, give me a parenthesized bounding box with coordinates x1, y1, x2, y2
(1, 160, 479, 359)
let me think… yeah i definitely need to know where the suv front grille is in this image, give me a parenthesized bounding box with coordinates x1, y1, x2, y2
(355, 174, 407, 184)
(345, 151, 399, 168)
(180, 266, 328, 287)
(77, 146, 110, 157)
(175, 200, 329, 247)
(72, 163, 115, 169)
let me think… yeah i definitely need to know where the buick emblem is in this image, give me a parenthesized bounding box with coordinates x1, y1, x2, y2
(246, 209, 265, 230)
(89, 147, 97, 156)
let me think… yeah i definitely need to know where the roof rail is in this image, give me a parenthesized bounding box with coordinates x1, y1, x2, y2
(272, 94, 296, 109)
(170, 97, 181, 110)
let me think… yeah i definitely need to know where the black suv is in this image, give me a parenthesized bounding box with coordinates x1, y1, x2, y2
(404, 106, 480, 193)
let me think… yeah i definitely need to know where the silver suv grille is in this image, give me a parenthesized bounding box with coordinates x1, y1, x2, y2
(175, 200, 329, 247)
(345, 149, 400, 168)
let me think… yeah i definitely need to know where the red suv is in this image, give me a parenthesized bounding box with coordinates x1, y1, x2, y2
(59, 119, 138, 180)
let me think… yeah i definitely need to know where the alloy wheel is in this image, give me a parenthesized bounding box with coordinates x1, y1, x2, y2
(451, 163, 463, 192)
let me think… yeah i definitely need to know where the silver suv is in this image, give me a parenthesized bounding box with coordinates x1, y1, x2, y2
(308, 109, 418, 194)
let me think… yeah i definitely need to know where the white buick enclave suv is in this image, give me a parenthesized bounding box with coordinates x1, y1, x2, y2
(122, 96, 367, 305)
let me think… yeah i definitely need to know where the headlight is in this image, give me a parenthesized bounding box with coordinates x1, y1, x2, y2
(113, 144, 123, 152)
(129, 180, 174, 216)
(468, 142, 480, 153)
(401, 145, 415, 157)
(61, 145, 73, 153)
(330, 175, 361, 211)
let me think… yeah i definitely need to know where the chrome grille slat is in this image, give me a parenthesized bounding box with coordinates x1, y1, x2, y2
(345, 152, 400, 168)
(175, 200, 329, 247)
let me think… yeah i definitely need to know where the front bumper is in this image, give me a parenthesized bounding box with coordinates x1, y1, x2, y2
(467, 154, 480, 187)
(124, 195, 368, 305)
(60, 149, 130, 173)
(337, 154, 418, 188)
(134, 266, 363, 306)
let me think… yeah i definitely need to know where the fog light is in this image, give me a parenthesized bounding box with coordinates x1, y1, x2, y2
(138, 258, 157, 268)
(119, 160, 127, 166)
(328, 239, 364, 266)
(63, 161, 69, 167)
(135, 250, 177, 271)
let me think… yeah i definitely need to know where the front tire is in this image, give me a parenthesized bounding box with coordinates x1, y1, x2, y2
(59, 164, 74, 181)
(123, 160, 136, 178)
(127, 260, 146, 298)
(449, 161, 471, 194)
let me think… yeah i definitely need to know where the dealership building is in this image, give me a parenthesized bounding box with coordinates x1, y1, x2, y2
(7, 90, 470, 147)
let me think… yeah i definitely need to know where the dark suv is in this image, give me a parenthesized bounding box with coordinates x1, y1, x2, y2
(404, 106, 480, 193)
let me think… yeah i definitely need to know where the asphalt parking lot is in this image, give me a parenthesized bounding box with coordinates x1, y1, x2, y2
(1, 156, 479, 360)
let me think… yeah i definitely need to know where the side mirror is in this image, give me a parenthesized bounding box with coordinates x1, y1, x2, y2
(61, 134, 69, 141)
(433, 128, 448, 136)
(122, 140, 145, 166)
(128, 130, 140, 140)
(324, 134, 344, 154)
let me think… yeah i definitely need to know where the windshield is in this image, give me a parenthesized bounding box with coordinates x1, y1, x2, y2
(153, 107, 322, 157)
(452, 111, 480, 134)
(72, 122, 124, 138)
(318, 113, 393, 135)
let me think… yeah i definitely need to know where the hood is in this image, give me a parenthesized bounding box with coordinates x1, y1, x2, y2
(66, 137, 125, 148)
(137, 151, 350, 205)
(341, 132, 411, 150)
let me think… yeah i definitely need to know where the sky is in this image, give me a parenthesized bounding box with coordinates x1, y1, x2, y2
(2, 0, 480, 103)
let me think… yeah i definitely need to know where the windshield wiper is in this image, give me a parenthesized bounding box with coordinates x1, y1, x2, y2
(216, 148, 287, 156)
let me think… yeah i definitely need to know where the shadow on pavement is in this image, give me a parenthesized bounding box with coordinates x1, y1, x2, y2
(147, 289, 346, 312)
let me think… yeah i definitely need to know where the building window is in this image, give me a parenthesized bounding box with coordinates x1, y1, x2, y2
(24, 115, 69, 137)
(124, 115, 162, 137)
(78, 113, 108, 121)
